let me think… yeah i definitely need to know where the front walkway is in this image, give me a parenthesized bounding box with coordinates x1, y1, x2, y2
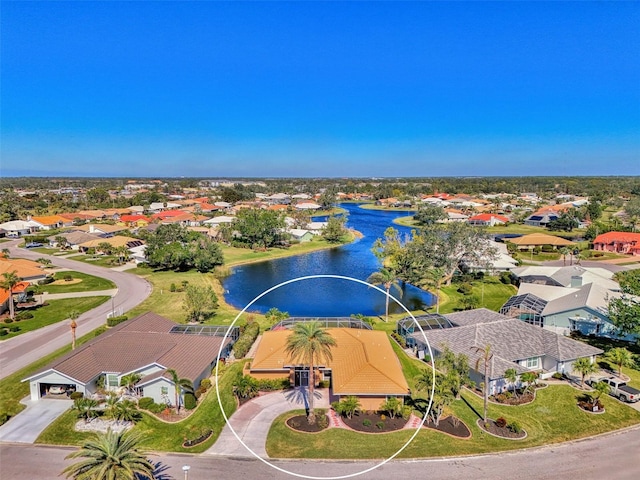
(206, 387, 330, 458)
(0, 397, 72, 443)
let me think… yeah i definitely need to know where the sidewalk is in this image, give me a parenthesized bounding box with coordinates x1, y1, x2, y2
(41, 289, 117, 300)
(206, 388, 330, 458)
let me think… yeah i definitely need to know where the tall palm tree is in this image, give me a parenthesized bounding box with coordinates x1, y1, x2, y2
(606, 347, 634, 377)
(471, 344, 493, 423)
(504, 368, 519, 399)
(166, 369, 193, 413)
(61, 429, 155, 480)
(367, 268, 402, 321)
(69, 310, 80, 350)
(573, 357, 598, 389)
(0, 270, 21, 320)
(284, 321, 337, 424)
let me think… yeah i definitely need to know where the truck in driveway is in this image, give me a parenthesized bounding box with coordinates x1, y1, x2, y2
(587, 376, 640, 403)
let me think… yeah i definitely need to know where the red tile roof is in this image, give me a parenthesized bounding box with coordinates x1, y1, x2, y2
(594, 232, 640, 244)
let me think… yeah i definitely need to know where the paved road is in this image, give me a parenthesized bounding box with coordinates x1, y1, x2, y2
(0, 240, 152, 379)
(2, 424, 640, 480)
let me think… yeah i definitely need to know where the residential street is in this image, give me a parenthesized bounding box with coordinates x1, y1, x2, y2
(2, 424, 640, 480)
(0, 240, 152, 379)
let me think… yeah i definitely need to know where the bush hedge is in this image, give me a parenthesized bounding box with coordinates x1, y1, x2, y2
(184, 392, 197, 410)
(232, 321, 260, 358)
(106, 315, 128, 327)
(15, 311, 34, 321)
(138, 397, 155, 409)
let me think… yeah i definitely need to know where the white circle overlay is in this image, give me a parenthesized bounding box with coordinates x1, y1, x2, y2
(214, 274, 435, 479)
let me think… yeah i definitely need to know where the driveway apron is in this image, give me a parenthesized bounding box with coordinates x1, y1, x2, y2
(0, 398, 72, 443)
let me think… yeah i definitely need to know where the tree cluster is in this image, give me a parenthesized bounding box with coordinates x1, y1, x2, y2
(219, 208, 286, 250)
(145, 224, 224, 272)
(608, 270, 640, 336)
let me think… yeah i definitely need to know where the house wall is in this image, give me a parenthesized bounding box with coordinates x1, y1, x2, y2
(141, 378, 176, 405)
(543, 307, 603, 334)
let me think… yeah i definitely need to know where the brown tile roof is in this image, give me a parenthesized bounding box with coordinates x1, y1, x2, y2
(251, 328, 409, 396)
(508, 233, 575, 247)
(26, 312, 231, 384)
(0, 258, 46, 280)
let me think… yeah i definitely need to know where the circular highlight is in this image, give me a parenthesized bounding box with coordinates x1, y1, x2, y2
(215, 274, 436, 479)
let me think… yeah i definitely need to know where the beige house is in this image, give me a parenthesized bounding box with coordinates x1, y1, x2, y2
(248, 327, 409, 410)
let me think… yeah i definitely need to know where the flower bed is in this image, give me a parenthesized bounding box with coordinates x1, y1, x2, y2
(476, 418, 527, 440)
(286, 414, 329, 433)
(182, 429, 213, 448)
(422, 415, 471, 439)
(340, 411, 407, 433)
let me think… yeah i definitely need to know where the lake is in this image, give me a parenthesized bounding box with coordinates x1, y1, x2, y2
(222, 203, 435, 317)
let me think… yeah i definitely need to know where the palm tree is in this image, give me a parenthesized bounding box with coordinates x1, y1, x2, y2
(284, 321, 337, 424)
(0, 270, 21, 320)
(61, 429, 155, 480)
(573, 357, 598, 389)
(520, 371, 538, 393)
(422, 266, 446, 314)
(114, 400, 142, 425)
(166, 369, 193, 413)
(69, 310, 80, 350)
(104, 392, 119, 420)
(471, 344, 493, 423)
(591, 381, 610, 410)
(504, 368, 518, 399)
(606, 347, 634, 377)
(73, 398, 99, 423)
(120, 372, 142, 396)
(559, 247, 570, 266)
(367, 268, 402, 322)
(1, 248, 9, 258)
(414, 370, 455, 427)
(115, 245, 130, 265)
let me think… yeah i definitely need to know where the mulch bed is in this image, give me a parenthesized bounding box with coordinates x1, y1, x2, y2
(286, 415, 329, 433)
(423, 415, 471, 438)
(476, 419, 526, 440)
(340, 411, 407, 433)
(182, 429, 213, 448)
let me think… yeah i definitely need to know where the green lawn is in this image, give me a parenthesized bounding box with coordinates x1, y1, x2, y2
(29, 247, 60, 255)
(435, 278, 517, 314)
(1, 297, 110, 340)
(36, 271, 116, 294)
(266, 384, 640, 459)
(36, 360, 243, 453)
(66, 254, 122, 268)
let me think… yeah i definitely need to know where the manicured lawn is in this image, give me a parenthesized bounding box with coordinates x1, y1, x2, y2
(67, 254, 122, 268)
(266, 384, 640, 459)
(28, 247, 60, 255)
(435, 279, 517, 314)
(36, 361, 243, 453)
(37, 271, 116, 294)
(1, 296, 110, 340)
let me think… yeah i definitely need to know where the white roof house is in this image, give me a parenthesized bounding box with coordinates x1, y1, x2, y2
(295, 202, 321, 210)
(0, 220, 41, 236)
(203, 215, 235, 225)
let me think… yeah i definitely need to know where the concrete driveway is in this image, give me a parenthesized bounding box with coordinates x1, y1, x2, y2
(0, 397, 72, 443)
(207, 387, 330, 458)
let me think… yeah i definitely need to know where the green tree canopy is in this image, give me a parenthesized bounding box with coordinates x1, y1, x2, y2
(183, 284, 219, 322)
(145, 224, 223, 272)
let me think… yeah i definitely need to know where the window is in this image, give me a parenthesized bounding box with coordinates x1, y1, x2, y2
(526, 357, 539, 369)
(161, 386, 168, 395)
(107, 374, 118, 387)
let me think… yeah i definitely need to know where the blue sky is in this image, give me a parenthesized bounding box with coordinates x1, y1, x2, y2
(1, 1, 639, 178)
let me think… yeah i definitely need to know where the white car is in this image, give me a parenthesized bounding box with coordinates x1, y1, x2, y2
(49, 385, 66, 395)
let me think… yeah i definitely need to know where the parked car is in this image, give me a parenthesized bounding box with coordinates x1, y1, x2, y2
(48, 385, 66, 395)
(25, 242, 43, 248)
(587, 376, 640, 403)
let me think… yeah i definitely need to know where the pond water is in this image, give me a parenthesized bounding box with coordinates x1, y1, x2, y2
(222, 203, 435, 317)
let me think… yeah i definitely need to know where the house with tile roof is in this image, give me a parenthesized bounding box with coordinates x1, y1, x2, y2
(593, 231, 640, 256)
(23, 312, 235, 406)
(249, 327, 410, 410)
(467, 213, 510, 227)
(0, 257, 49, 283)
(400, 309, 602, 395)
(0, 281, 30, 315)
(29, 215, 72, 230)
(507, 233, 575, 249)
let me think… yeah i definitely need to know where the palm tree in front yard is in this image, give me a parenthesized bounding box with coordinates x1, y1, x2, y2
(61, 429, 155, 480)
(471, 344, 493, 423)
(285, 320, 337, 425)
(606, 347, 635, 377)
(166, 369, 193, 413)
(573, 357, 598, 389)
(0, 270, 21, 320)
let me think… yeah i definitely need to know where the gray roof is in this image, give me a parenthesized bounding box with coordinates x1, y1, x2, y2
(541, 282, 620, 317)
(410, 309, 602, 378)
(49, 231, 103, 245)
(445, 308, 510, 327)
(26, 312, 231, 384)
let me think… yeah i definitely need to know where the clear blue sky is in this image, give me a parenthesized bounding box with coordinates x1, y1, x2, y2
(1, 1, 639, 178)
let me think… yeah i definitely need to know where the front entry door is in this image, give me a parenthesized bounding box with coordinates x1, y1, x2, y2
(295, 369, 309, 387)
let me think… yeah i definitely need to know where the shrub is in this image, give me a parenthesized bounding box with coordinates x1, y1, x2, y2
(38, 277, 55, 285)
(457, 283, 473, 295)
(257, 378, 290, 391)
(363, 419, 372, 427)
(500, 271, 514, 285)
(4, 318, 13, 324)
(495, 417, 507, 428)
(9, 325, 20, 332)
(94, 326, 107, 337)
(200, 378, 212, 390)
(138, 397, 155, 409)
(15, 311, 34, 321)
(376, 421, 385, 430)
(232, 321, 260, 358)
(390, 331, 407, 348)
(0, 329, 9, 336)
(148, 403, 165, 414)
(507, 420, 522, 433)
(318, 380, 331, 389)
(552, 372, 564, 379)
(69, 392, 84, 400)
(170, 283, 177, 293)
(107, 315, 128, 327)
(194, 387, 205, 399)
(402, 405, 412, 420)
(63, 274, 74, 282)
(184, 392, 197, 410)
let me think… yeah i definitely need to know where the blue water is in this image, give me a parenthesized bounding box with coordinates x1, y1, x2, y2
(222, 203, 435, 317)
